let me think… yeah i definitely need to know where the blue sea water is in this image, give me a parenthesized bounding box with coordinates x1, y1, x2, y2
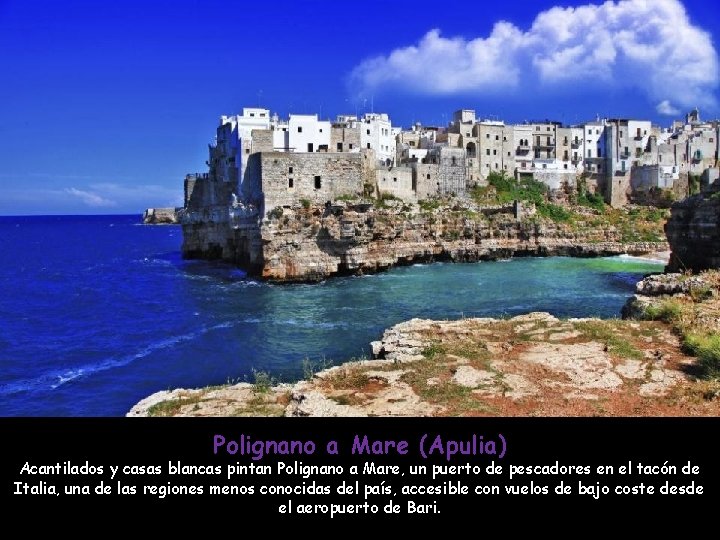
(0, 214, 664, 416)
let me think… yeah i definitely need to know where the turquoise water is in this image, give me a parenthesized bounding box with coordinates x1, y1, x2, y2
(0, 215, 663, 416)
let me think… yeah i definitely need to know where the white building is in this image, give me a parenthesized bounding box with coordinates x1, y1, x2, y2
(583, 121, 606, 175)
(217, 108, 273, 187)
(360, 113, 396, 165)
(287, 114, 331, 153)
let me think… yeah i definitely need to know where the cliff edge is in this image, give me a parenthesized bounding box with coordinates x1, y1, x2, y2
(183, 199, 667, 282)
(666, 184, 720, 272)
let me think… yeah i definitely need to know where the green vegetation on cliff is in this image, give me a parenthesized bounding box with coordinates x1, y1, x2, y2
(467, 171, 668, 240)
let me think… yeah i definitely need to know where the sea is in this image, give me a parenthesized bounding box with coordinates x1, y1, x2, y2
(0, 214, 664, 416)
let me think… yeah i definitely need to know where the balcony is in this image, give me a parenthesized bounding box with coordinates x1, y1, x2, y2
(571, 140, 581, 148)
(535, 139, 555, 148)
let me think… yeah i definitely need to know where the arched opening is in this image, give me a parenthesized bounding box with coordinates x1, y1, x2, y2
(466, 142, 476, 158)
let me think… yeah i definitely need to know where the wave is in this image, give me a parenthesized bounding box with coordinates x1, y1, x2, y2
(271, 318, 348, 329)
(0, 321, 235, 396)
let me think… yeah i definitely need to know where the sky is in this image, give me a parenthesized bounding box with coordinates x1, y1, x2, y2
(0, 0, 718, 215)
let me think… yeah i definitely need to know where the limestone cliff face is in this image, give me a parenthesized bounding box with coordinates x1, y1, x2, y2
(666, 189, 720, 272)
(182, 201, 665, 282)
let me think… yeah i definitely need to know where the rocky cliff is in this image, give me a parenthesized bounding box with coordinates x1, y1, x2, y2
(183, 200, 666, 282)
(666, 187, 720, 272)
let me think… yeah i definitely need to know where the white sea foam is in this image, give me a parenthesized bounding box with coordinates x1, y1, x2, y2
(0, 321, 235, 395)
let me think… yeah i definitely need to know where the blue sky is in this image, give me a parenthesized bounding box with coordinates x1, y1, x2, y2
(0, 0, 718, 215)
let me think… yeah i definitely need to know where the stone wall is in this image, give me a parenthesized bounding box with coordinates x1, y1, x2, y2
(330, 125, 361, 152)
(251, 129, 274, 152)
(414, 163, 440, 200)
(260, 152, 364, 211)
(533, 170, 575, 191)
(438, 147, 466, 195)
(376, 166, 415, 200)
(608, 171, 632, 208)
(185, 173, 234, 209)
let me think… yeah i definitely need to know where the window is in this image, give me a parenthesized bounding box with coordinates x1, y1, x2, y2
(349, 144, 353, 149)
(588, 150, 592, 158)
(393, 177, 397, 182)
(409, 141, 415, 146)
(486, 134, 490, 139)
(711, 138, 715, 143)
(451, 157, 457, 166)
(507, 152, 511, 156)
(289, 166, 293, 173)
(619, 130, 623, 137)
(547, 127, 551, 131)
(427, 174, 431, 179)
(307, 143, 313, 152)
(288, 178, 294, 188)
(250, 113, 255, 117)
(493, 149, 497, 155)
(298, 126, 302, 133)
(466, 132, 470, 137)
(319, 129, 323, 133)
(337, 142, 343, 151)
(542, 164, 547, 169)
(495, 135, 499, 141)
(503, 136, 507, 141)
(536, 127, 540, 131)
(486, 149, 490, 155)
(245, 148, 250, 154)
(260, 113, 265, 117)
(563, 164, 568, 169)
(547, 136, 551, 145)
(596, 129, 599, 134)
(314, 176, 321, 189)
(367, 143, 371, 149)
(366, 129, 370, 135)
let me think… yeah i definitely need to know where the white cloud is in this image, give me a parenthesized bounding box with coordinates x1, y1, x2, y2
(350, 0, 718, 110)
(88, 183, 183, 208)
(656, 100, 681, 116)
(65, 187, 116, 207)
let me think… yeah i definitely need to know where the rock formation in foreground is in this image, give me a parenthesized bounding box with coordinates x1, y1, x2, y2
(129, 272, 720, 417)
